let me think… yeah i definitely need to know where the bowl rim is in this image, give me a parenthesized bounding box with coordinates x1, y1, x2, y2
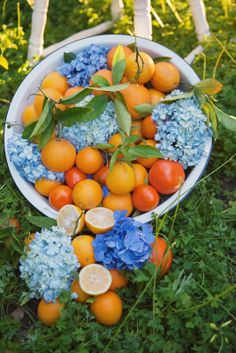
(4, 34, 212, 223)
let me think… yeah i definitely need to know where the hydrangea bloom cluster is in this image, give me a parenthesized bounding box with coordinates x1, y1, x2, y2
(152, 90, 212, 168)
(7, 134, 64, 183)
(61, 101, 118, 151)
(93, 211, 154, 270)
(57, 44, 108, 87)
(19, 227, 79, 303)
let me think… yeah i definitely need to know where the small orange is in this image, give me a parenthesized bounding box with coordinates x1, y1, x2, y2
(120, 84, 151, 119)
(89, 69, 113, 96)
(102, 192, 133, 216)
(132, 163, 148, 187)
(107, 45, 133, 69)
(41, 71, 69, 95)
(149, 237, 173, 277)
(106, 161, 136, 195)
(130, 120, 143, 139)
(108, 133, 123, 152)
(90, 291, 123, 326)
(125, 52, 155, 83)
(148, 88, 165, 105)
(35, 178, 62, 197)
(41, 138, 76, 172)
(137, 139, 158, 169)
(21, 105, 39, 127)
(72, 235, 95, 267)
(49, 185, 73, 210)
(72, 179, 103, 210)
(37, 299, 63, 326)
(141, 115, 157, 139)
(94, 164, 109, 186)
(71, 279, 91, 303)
(34, 88, 65, 115)
(63, 86, 83, 107)
(109, 270, 128, 291)
(75, 147, 104, 174)
(151, 62, 180, 93)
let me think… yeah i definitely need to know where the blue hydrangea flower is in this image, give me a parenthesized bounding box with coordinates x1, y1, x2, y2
(93, 211, 154, 270)
(152, 90, 212, 168)
(19, 227, 79, 303)
(57, 44, 109, 87)
(7, 134, 64, 183)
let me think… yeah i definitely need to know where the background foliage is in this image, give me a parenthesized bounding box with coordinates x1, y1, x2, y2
(0, 1, 235, 352)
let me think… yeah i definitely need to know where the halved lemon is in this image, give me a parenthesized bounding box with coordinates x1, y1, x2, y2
(57, 204, 85, 235)
(85, 207, 114, 234)
(79, 264, 112, 295)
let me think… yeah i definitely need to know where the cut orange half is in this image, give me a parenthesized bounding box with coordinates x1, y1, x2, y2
(57, 204, 85, 235)
(85, 207, 114, 234)
(79, 264, 112, 295)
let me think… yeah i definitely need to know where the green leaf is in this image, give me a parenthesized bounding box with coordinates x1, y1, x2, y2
(127, 42, 136, 52)
(90, 75, 110, 87)
(112, 45, 126, 85)
(91, 82, 129, 93)
(22, 121, 37, 139)
(30, 100, 54, 138)
(194, 88, 206, 108)
(114, 98, 131, 135)
(63, 52, 76, 63)
(162, 91, 194, 103)
(93, 143, 115, 150)
(202, 102, 218, 139)
(55, 107, 93, 126)
(0, 55, 9, 70)
(214, 106, 236, 132)
(38, 119, 55, 149)
(26, 215, 56, 228)
(127, 145, 163, 159)
(134, 103, 154, 116)
(153, 56, 171, 63)
(60, 87, 90, 105)
(84, 94, 108, 121)
(109, 149, 120, 171)
(195, 78, 223, 95)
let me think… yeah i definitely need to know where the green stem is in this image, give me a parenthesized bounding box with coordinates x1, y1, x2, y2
(212, 49, 224, 79)
(212, 33, 236, 66)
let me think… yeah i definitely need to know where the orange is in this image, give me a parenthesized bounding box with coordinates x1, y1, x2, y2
(148, 88, 165, 105)
(108, 133, 123, 153)
(90, 291, 123, 326)
(132, 184, 160, 212)
(75, 147, 104, 174)
(41, 138, 76, 172)
(79, 264, 112, 295)
(125, 52, 155, 83)
(85, 207, 114, 234)
(24, 232, 35, 249)
(141, 115, 157, 139)
(132, 163, 148, 187)
(72, 179, 103, 210)
(151, 62, 180, 93)
(63, 86, 83, 107)
(49, 185, 73, 210)
(37, 299, 63, 326)
(120, 84, 151, 119)
(130, 120, 143, 139)
(94, 164, 109, 186)
(34, 88, 65, 115)
(149, 237, 173, 277)
(89, 69, 113, 96)
(137, 139, 158, 169)
(72, 235, 95, 267)
(21, 105, 39, 127)
(35, 178, 62, 197)
(102, 192, 133, 216)
(106, 161, 136, 195)
(107, 45, 133, 69)
(41, 71, 68, 95)
(71, 279, 90, 303)
(109, 270, 128, 291)
(57, 205, 85, 235)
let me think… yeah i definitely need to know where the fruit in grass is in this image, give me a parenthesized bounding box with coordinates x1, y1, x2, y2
(72, 179, 103, 210)
(72, 235, 95, 267)
(89, 69, 113, 96)
(85, 207, 114, 234)
(94, 164, 109, 186)
(120, 83, 151, 119)
(132, 163, 148, 187)
(57, 204, 85, 235)
(125, 52, 155, 83)
(149, 237, 173, 276)
(24, 232, 35, 249)
(106, 161, 136, 195)
(90, 291, 123, 326)
(149, 160, 185, 195)
(151, 62, 180, 92)
(41, 139, 76, 172)
(65, 167, 86, 189)
(102, 192, 133, 216)
(132, 184, 160, 212)
(71, 279, 90, 303)
(141, 115, 157, 139)
(49, 185, 73, 210)
(34, 88, 65, 115)
(79, 264, 112, 295)
(21, 104, 39, 127)
(75, 147, 104, 174)
(137, 139, 158, 169)
(37, 299, 63, 326)
(109, 270, 128, 291)
(107, 45, 133, 69)
(41, 71, 68, 94)
(148, 88, 165, 105)
(35, 178, 62, 197)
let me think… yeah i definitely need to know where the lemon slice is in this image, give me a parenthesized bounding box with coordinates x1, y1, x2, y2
(79, 264, 112, 295)
(85, 207, 115, 234)
(57, 204, 85, 235)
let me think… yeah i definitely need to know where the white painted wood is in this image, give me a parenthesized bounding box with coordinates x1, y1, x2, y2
(188, 0, 211, 41)
(184, 44, 204, 64)
(27, 0, 49, 59)
(111, 0, 124, 20)
(133, 0, 152, 40)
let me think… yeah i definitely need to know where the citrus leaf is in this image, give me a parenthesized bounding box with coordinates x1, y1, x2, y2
(38, 118, 55, 149)
(162, 91, 194, 103)
(90, 75, 110, 87)
(63, 52, 76, 63)
(22, 121, 37, 139)
(84, 94, 108, 120)
(60, 87, 90, 105)
(0, 55, 9, 70)
(195, 78, 223, 95)
(114, 98, 131, 135)
(55, 106, 93, 126)
(127, 145, 163, 159)
(93, 143, 115, 150)
(194, 88, 206, 108)
(202, 102, 218, 139)
(109, 149, 120, 171)
(30, 100, 54, 138)
(91, 82, 129, 93)
(112, 45, 126, 85)
(153, 56, 171, 63)
(134, 103, 154, 116)
(26, 215, 57, 228)
(214, 106, 236, 132)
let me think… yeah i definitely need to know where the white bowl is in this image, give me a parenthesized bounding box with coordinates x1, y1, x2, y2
(4, 34, 212, 223)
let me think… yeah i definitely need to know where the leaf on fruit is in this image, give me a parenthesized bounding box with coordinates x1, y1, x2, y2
(55, 106, 93, 126)
(114, 98, 131, 135)
(63, 52, 76, 63)
(91, 82, 129, 93)
(195, 78, 223, 95)
(153, 56, 171, 63)
(38, 119, 55, 149)
(134, 103, 154, 116)
(214, 106, 236, 132)
(93, 143, 115, 150)
(109, 149, 121, 171)
(0, 55, 9, 70)
(30, 100, 54, 139)
(90, 75, 110, 87)
(26, 215, 57, 228)
(60, 87, 90, 105)
(22, 122, 37, 139)
(112, 45, 126, 85)
(162, 91, 194, 103)
(127, 145, 163, 159)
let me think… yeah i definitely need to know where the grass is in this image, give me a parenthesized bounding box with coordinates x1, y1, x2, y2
(0, 1, 236, 352)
